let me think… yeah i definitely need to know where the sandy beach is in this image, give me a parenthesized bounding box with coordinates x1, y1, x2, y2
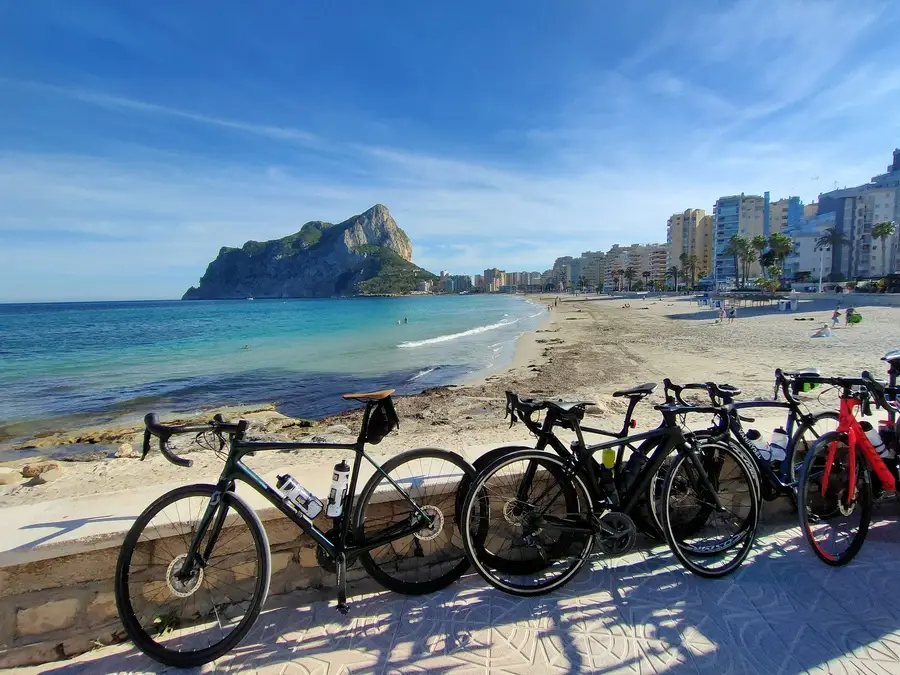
(1, 294, 897, 509)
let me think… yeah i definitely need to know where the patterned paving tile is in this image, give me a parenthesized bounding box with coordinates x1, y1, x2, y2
(11, 525, 900, 674)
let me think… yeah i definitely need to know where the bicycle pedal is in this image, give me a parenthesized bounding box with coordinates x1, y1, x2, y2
(336, 602, 350, 616)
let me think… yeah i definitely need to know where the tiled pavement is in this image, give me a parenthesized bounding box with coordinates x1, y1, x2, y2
(16, 515, 900, 675)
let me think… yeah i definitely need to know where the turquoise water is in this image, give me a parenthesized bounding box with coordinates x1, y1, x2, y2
(0, 295, 544, 444)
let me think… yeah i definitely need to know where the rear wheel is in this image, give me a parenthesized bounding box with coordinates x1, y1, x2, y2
(461, 450, 594, 597)
(115, 484, 270, 669)
(788, 411, 840, 484)
(354, 448, 478, 595)
(798, 432, 872, 566)
(661, 442, 759, 578)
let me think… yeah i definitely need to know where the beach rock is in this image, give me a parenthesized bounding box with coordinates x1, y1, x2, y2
(326, 424, 353, 436)
(115, 443, 137, 458)
(182, 204, 436, 299)
(311, 435, 329, 443)
(0, 467, 21, 485)
(21, 461, 60, 478)
(31, 467, 63, 485)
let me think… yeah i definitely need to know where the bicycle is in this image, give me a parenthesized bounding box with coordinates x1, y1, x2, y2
(459, 392, 760, 595)
(797, 370, 899, 566)
(114, 389, 481, 668)
(660, 369, 840, 510)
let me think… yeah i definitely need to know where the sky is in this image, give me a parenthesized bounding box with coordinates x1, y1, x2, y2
(2, 0, 900, 301)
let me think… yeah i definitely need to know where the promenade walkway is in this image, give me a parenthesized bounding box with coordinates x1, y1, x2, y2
(13, 514, 900, 674)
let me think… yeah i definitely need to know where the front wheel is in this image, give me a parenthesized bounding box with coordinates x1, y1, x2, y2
(115, 484, 271, 669)
(798, 432, 872, 566)
(354, 448, 478, 595)
(460, 450, 594, 597)
(661, 442, 759, 578)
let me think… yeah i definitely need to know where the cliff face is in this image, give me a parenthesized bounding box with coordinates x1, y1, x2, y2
(183, 204, 435, 299)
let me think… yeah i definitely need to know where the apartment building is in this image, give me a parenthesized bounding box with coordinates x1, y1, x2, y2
(578, 250, 607, 290)
(666, 209, 705, 267)
(712, 193, 766, 282)
(783, 212, 836, 282)
(603, 243, 668, 290)
(767, 195, 804, 236)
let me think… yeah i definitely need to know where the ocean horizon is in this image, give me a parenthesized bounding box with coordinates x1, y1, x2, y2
(0, 294, 545, 447)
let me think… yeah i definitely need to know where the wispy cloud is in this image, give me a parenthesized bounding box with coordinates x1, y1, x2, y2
(1, 0, 899, 301)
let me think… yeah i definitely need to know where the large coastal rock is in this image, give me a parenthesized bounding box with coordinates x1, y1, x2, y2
(183, 204, 436, 299)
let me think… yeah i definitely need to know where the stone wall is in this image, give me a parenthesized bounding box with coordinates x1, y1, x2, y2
(0, 503, 383, 668)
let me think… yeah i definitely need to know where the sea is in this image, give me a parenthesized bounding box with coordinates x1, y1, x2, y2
(0, 295, 545, 447)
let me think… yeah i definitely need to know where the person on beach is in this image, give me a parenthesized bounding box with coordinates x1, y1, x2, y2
(717, 306, 726, 323)
(845, 305, 855, 326)
(831, 308, 841, 327)
(811, 324, 833, 338)
(404, 317, 408, 324)
(728, 307, 737, 323)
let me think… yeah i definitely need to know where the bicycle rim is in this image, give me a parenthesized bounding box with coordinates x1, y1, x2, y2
(462, 450, 594, 596)
(662, 443, 759, 578)
(115, 484, 270, 668)
(799, 432, 872, 566)
(355, 448, 476, 595)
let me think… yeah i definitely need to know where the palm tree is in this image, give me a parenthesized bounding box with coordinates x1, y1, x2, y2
(667, 265, 680, 291)
(750, 234, 767, 258)
(642, 270, 651, 291)
(614, 269, 624, 292)
(768, 232, 793, 284)
(578, 274, 587, 293)
(815, 227, 849, 282)
(724, 235, 748, 287)
(873, 221, 896, 277)
(623, 266, 637, 291)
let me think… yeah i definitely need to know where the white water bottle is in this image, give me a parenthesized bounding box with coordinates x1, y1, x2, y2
(746, 429, 771, 460)
(277, 474, 323, 519)
(768, 427, 789, 463)
(327, 460, 351, 518)
(861, 422, 890, 458)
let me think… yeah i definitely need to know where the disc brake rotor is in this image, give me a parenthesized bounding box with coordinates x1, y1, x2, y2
(166, 554, 204, 598)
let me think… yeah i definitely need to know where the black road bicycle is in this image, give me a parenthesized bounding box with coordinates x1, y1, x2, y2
(661, 369, 841, 509)
(460, 392, 760, 596)
(115, 389, 481, 669)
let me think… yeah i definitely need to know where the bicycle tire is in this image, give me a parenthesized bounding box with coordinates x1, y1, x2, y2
(798, 432, 873, 566)
(115, 484, 271, 669)
(458, 445, 586, 575)
(661, 442, 760, 578)
(647, 435, 761, 544)
(354, 447, 477, 595)
(461, 449, 594, 597)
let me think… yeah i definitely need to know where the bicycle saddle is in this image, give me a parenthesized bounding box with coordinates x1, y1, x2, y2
(882, 349, 900, 365)
(612, 383, 657, 398)
(342, 389, 395, 401)
(782, 368, 820, 377)
(546, 399, 596, 413)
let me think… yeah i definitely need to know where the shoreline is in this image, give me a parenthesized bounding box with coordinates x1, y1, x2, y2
(3, 295, 898, 507)
(0, 294, 555, 461)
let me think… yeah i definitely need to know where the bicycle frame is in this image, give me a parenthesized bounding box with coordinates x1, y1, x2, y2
(178, 402, 433, 580)
(824, 395, 897, 501)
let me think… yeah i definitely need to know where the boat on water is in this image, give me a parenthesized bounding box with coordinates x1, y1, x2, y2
(247, 296, 254, 300)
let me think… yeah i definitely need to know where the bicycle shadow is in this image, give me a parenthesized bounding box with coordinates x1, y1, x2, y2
(11, 515, 136, 552)
(31, 521, 900, 674)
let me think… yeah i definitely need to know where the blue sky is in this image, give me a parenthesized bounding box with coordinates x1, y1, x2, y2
(2, 0, 900, 301)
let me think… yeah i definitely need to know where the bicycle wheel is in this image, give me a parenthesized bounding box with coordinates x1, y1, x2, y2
(788, 411, 840, 484)
(115, 484, 271, 668)
(798, 432, 872, 566)
(461, 450, 594, 597)
(354, 448, 478, 595)
(459, 445, 586, 576)
(661, 442, 759, 578)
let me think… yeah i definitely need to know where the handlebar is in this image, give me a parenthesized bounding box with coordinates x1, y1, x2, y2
(663, 379, 741, 406)
(142, 412, 247, 467)
(862, 371, 900, 412)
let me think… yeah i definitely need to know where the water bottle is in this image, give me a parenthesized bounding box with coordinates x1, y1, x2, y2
(768, 427, 789, 463)
(601, 447, 616, 471)
(746, 429, 771, 461)
(861, 421, 890, 458)
(276, 474, 323, 519)
(326, 460, 351, 518)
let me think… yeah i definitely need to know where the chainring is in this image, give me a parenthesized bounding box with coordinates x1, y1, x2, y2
(595, 511, 637, 556)
(315, 528, 360, 574)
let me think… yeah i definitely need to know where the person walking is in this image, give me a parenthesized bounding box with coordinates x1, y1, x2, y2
(728, 307, 737, 324)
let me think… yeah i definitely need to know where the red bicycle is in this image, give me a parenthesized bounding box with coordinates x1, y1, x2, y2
(797, 369, 899, 566)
